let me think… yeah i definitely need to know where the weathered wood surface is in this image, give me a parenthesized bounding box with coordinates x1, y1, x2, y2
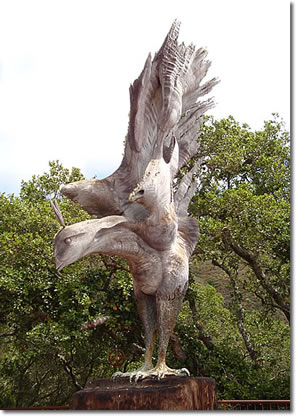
(72, 376, 216, 410)
(52, 21, 218, 381)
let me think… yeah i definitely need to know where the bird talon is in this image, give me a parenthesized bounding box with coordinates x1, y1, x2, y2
(112, 363, 189, 382)
(134, 374, 141, 383)
(180, 367, 190, 376)
(112, 371, 123, 379)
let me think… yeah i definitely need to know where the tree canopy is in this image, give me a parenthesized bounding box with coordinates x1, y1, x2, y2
(192, 114, 290, 323)
(0, 115, 290, 407)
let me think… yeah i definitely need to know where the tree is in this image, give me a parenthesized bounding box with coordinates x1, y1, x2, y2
(0, 162, 143, 407)
(0, 112, 290, 406)
(191, 114, 290, 323)
(175, 279, 290, 399)
(177, 114, 290, 398)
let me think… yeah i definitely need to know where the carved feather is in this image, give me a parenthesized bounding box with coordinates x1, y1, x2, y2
(53, 21, 219, 381)
(61, 20, 218, 221)
(50, 199, 65, 228)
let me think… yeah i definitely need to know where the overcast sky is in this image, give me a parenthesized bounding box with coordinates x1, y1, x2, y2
(0, 0, 290, 195)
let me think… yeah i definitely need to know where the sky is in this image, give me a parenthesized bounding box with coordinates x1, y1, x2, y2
(0, 0, 290, 195)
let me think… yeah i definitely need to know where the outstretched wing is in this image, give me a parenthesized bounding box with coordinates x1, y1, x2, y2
(122, 20, 219, 181)
(61, 20, 218, 218)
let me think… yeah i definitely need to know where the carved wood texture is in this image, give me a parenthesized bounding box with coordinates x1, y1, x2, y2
(52, 20, 218, 380)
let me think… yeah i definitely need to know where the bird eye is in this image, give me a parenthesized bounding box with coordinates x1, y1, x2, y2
(137, 190, 144, 195)
(63, 232, 85, 245)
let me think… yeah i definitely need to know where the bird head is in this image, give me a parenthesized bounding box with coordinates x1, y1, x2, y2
(129, 137, 178, 212)
(129, 158, 172, 211)
(53, 219, 102, 271)
(50, 199, 127, 271)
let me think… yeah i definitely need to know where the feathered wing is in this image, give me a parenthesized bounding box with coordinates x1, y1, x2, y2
(61, 20, 218, 218)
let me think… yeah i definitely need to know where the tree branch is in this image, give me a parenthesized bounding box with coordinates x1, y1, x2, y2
(212, 258, 258, 363)
(57, 354, 83, 391)
(188, 296, 215, 351)
(0, 330, 16, 337)
(221, 227, 290, 323)
(170, 332, 187, 361)
(81, 316, 110, 331)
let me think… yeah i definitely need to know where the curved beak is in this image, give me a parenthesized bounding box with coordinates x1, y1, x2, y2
(54, 257, 65, 272)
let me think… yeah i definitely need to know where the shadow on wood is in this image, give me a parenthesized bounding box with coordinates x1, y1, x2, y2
(72, 376, 216, 410)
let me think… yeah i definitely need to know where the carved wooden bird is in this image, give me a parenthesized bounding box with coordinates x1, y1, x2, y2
(52, 20, 218, 380)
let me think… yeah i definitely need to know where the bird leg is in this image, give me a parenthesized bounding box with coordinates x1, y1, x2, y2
(147, 292, 189, 379)
(113, 291, 157, 381)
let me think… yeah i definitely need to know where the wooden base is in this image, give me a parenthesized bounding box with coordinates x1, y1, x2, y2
(72, 376, 216, 410)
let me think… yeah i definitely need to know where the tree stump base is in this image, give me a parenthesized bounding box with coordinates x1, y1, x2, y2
(72, 376, 216, 410)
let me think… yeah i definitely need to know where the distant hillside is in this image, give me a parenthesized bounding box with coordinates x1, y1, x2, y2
(193, 260, 263, 312)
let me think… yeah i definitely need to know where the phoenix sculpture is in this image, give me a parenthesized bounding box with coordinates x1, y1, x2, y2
(51, 21, 218, 381)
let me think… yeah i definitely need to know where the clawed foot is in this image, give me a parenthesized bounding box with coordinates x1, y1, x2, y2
(147, 362, 190, 380)
(112, 363, 189, 382)
(112, 363, 154, 383)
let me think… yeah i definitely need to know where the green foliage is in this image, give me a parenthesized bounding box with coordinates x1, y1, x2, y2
(180, 114, 290, 398)
(191, 114, 290, 322)
(174, 282, 290, 399)
(0, 163, 143, 407)
(0, 113, 290, 406)
(20, 160, 84, 201)
(196, 114, 289, 197)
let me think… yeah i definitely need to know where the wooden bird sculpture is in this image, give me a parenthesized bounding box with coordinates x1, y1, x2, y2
(52, 20, 218, 381)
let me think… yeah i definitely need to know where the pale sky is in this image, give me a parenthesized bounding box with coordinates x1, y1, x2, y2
(0, 0, 290, 194)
